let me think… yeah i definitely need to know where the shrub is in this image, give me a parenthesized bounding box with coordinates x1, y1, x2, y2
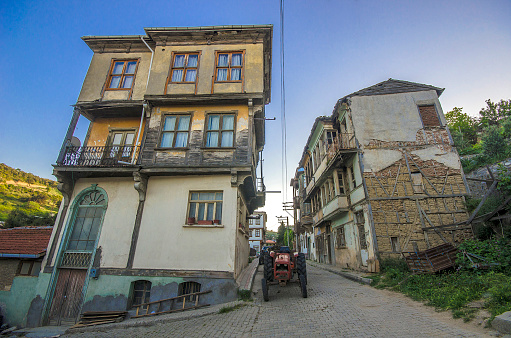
(456, 238, 511, 274)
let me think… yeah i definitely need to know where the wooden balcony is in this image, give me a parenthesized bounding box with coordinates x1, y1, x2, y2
(325, 133, 357, 161)
(57, 146, 140, 167)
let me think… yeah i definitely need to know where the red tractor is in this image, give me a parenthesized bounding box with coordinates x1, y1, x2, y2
(261, 246, 307, 301)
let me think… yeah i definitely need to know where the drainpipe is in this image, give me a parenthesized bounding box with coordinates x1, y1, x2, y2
(132, 36, 155, 164)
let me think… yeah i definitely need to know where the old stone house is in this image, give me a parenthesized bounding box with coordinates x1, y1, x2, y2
(248, 211, 267, 255)
(293, 79, 472, 271)
(0, 227, 52, 326)
(2, 25, 272, 327)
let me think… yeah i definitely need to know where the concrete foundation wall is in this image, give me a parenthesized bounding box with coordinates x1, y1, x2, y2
(81, 274, 237, 313)
(134, 175, 237, 272)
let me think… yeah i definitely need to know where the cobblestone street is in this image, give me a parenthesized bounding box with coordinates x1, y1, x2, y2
(64, 265, 493, 337)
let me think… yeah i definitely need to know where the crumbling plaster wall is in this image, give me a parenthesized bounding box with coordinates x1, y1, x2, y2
(348, 91, 470, 256)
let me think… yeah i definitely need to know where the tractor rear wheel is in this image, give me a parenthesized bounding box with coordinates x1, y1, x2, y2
(297, 253, 307, 284)
(299, 274, 307, 298)
(263, 253, 273, 281)
(261, 278, 269, 301)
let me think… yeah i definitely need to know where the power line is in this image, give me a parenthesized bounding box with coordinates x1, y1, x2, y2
(280, 0, 288, 203)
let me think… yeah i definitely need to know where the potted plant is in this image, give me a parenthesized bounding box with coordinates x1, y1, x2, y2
(198, 220, 213, 225)
(213, 219, 221, 225)
(187, 217, 196, 225)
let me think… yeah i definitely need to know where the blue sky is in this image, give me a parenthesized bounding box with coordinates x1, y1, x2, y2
(1, 0, 510, 229)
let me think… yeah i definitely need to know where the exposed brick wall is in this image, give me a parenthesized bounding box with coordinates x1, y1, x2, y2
(419, 105, 441, 127)
(0, 259, 19, 291)
(364, 151, 472, 256)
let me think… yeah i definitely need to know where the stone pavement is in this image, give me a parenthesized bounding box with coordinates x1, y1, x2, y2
(63, 265, 497, 338)
(236, 258, 260, 290)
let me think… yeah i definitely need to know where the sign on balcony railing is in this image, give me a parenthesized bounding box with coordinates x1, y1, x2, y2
(58, 146, 139, 167)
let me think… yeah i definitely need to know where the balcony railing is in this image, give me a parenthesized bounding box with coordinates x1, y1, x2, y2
(324, 133, 356, 161)
(57, 146, 140, 167)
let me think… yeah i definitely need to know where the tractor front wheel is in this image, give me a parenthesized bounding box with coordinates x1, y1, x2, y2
(299, 274, 307, 298)
(261, 278, 269, 301)
(297, 253, 307, 285)
(263, 253, 273, 281)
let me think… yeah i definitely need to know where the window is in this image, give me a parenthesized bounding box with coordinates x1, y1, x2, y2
(107, 130, 136, 160)
(337, 170, 345, 195)
(411, 173, 424, 193)
(254, 245, 260, 252)
(249, 230, 253, 237)
(179, 281, 201, 301)
(418, 105, 441, 127)
(215, 52, 243, 82)
(255, 229, 260, 237)
(132, 280, 151, 308)
(160, 115, 191, 148)
(335, 226, 346, 248)
(67, 190, 106, 251)
(355, 212, 367, 250)
(188, 192, 223, 225)
(17, 260, 41, 276)
(170, 53, 199, 83)
(205, 114, 235, 147)
(106, 60, 138, 89)
(255, 217, 261, 225)
(390, 237, 400, 252)
(349, 166, 356, 188)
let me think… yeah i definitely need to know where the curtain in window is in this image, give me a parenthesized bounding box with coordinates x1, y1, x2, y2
(110, 76, 121, 88)
(188, 55, 198, 67)
(231, 54, 242, 66)
(185, 70, 196, 82)
(231, 69, 241, 81)
(112, 62, 124, 74)
(218, 54, 229, 67)
(174, 55, 185, 67)
(206, 132, 218, 147)
(160, 133, 174, 147)
(217, 69, 228, 81)
(221, 132, 233, 147)
(122, 76, 134, 88)
(175, 116, 190, 147)
(172, 69, 183, 82)
(222, 115, 234, 130)
(208, 115, 220, 130)
(126, 62, 137, 74)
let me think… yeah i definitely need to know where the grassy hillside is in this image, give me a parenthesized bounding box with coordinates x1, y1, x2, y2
(0, 163, 62, 224)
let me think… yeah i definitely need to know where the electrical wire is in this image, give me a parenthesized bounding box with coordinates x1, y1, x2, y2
(280, 0, 288, 204)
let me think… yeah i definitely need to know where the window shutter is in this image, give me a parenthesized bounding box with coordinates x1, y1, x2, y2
(418, 105, 441, 127)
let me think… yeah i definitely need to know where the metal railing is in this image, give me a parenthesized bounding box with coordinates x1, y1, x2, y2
(256, 177, 265, 192)
(57, 146, 140, 167)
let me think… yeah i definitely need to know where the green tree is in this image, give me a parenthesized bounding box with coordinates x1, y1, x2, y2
(445, 107, 478, 149)
(479, 99, 511, 127)
(276, 222, 286, 245)
(482, 126, 506, 159)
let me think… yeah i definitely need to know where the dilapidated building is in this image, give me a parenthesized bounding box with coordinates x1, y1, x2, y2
(293, 79, 472, 272)
(3, 25, 272, 328)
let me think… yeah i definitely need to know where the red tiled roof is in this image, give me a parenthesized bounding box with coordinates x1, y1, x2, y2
(0, 227, 53, 256)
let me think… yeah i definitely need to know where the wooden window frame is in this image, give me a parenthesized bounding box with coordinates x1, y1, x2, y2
(131, 280, 151, 309)
(204, 113, 236, 148)
(335, 226, 346, 248)
(158, 114, 192, 149)
(255, 229, 261, 237)
(187, 191, 223, 225)
(214, 51, 245, 83)
(17, 260, 41, 276)
(349, 166, 356, 189)
(105, 59, 139, 91)
(178, 281, 201, 301)
(168, 52, 200, 84)
(390, 237, 400, 252)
